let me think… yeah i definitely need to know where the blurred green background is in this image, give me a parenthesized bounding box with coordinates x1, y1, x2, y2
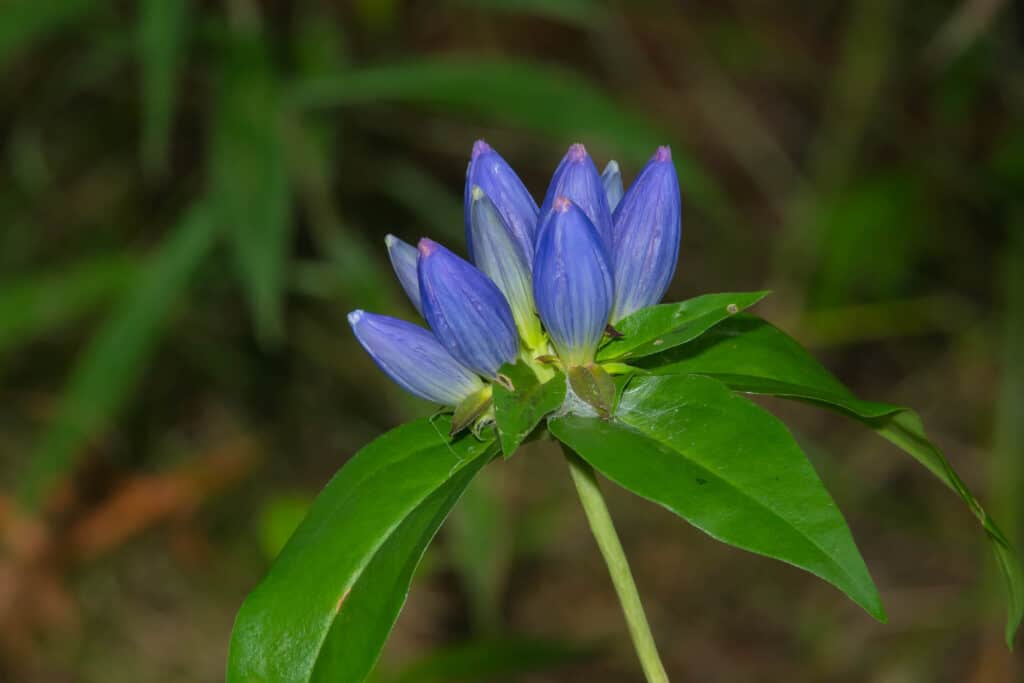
(1, 0, 1023, 681)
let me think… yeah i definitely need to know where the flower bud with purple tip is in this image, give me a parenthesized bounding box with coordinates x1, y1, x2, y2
(539, 143, 614, 249)
(348, 310, 484, 405)
(418, 238, 519, 378)
(385, 234, 422, 315)
(468, 186, 545, 349)
(533, 197, 614, 365)
(464, 140, 539, 267)
(610, 146, 681, 322)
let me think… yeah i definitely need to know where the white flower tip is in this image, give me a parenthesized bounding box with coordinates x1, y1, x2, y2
(347, 310, 364, 326)
(471, 185, 485, 201)
(604, 160, 620, 174)
(384, 234, 398, 248)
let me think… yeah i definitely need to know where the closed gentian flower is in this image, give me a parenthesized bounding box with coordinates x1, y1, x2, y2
(418, 238, 519, 377)
(610, 146, 681, 322)
(464, 140, 539, 267)
(601, 160, 624, 212)
(468, 186, 545, 349)
(385, 234, 422, 315)
(348, 310, 484, 405)
(533, 197, 614, 365)
(540, 144, 614, 249)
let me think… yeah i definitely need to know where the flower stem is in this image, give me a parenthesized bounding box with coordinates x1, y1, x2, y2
(562, 446, 670, 683)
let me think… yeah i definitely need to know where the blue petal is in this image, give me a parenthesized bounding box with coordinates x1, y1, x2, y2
(533, 198, 614, 365)
(418, 238, 519, 377)
(539, 144, 614, 250)
(469, 186, 544, 348)
(385, 234, 422, 315)
(601, 160, 624, 211)
(465, 140, 539, 267)
(610, 146, 681, 322)
(348, 310, 484, 405)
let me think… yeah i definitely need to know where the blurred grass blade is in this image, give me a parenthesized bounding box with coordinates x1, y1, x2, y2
(292, 58, 727, 220)
(387, 636, 597, 683)
(0, 0, 97, 68)
(211, 29, 292, 346)
(138, 0, 190, 174)
(20, 203, 217, 506)
(449, 0, 609, 29)
(0, 254, 139, 356)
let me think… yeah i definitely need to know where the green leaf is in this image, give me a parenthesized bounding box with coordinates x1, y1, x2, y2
(643, 314, 1024, 646)
(549, 373, 885, 621)
(597, 291, 769, 361)
(566, 363, 616, 419)
(492, 362, 565, 457)
(0, 0, 97, 68)
(210, 29, 292, 346)
(291, 58, 727, 220)
(386, 636, 596, 683)
(20, 203, 217, 506)
(0, 253, 139, 357)
(228, 416, 496, 683)
(138, 0, 189, 174)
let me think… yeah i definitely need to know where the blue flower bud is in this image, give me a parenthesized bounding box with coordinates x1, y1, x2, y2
(610, 146, 681, 322)
(464, 140, 539, 267)
(601, 160, 624, 211)
(533, 197, 614, 365)
(348, 310, 484, 405)
(418, 238, 519, 377)
(468, 186, 545, 349)
(385, 234, 422, 315)
(539, 144, 614, 249)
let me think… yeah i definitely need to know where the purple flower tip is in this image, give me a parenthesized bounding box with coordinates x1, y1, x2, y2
(654, 145, 672, 162)
(471, 139, 492, 160)
(553, 196, 573, 213)
(567, 143, 588, 162)
(418, 238, 438, 257)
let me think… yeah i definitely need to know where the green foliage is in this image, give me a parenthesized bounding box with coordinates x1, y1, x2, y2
(492, 361, 565, 456)
(643, 314, 1024, 646)
(138, 0, 189, 174)
(229, 291, 1022, 682)
(228, 416, 497, 682)
(0, 0, 98, 67)
(20, 203, 217, 506)
(210, 26, 292, 346)
(550, 373, 884, 621)
(0, 253, 138, 356)
(597, 291, 769, 361)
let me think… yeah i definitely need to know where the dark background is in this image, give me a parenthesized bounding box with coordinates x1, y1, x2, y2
(1, 1, 1023, 681)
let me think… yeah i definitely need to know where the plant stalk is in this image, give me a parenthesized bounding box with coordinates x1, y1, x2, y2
(563, 447, 670, 683)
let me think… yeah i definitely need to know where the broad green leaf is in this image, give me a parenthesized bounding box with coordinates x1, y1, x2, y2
(492, 362, 565, 457)
(20, 203, 217, 506)
(291, 58, 727, 219)
(566, 363, 616, 419)
(0, 0, 97, 68)
(597, 291, 769, 361)
(385, 636, 596, 683)
(0, 253, 138, 356)
(211, 29, 292, 346)
(643, 314, 1024, 646)
(228, 417, 496, 683)
(549, 373, 885, 620)
(138, 0, 189, 174)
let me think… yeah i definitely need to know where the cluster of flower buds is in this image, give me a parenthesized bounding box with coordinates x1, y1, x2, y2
(348, 140, 681, 426)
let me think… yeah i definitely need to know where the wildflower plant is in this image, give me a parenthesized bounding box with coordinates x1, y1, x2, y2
(228, 142, 1023, 682)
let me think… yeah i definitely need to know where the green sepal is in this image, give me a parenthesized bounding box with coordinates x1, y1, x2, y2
(451, 384, 494, 436)
(567, 363, 617, 420)
(493, 361, 566, 457)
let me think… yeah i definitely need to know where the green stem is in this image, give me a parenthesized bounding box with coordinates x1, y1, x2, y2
(563, 447, 670, 683)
